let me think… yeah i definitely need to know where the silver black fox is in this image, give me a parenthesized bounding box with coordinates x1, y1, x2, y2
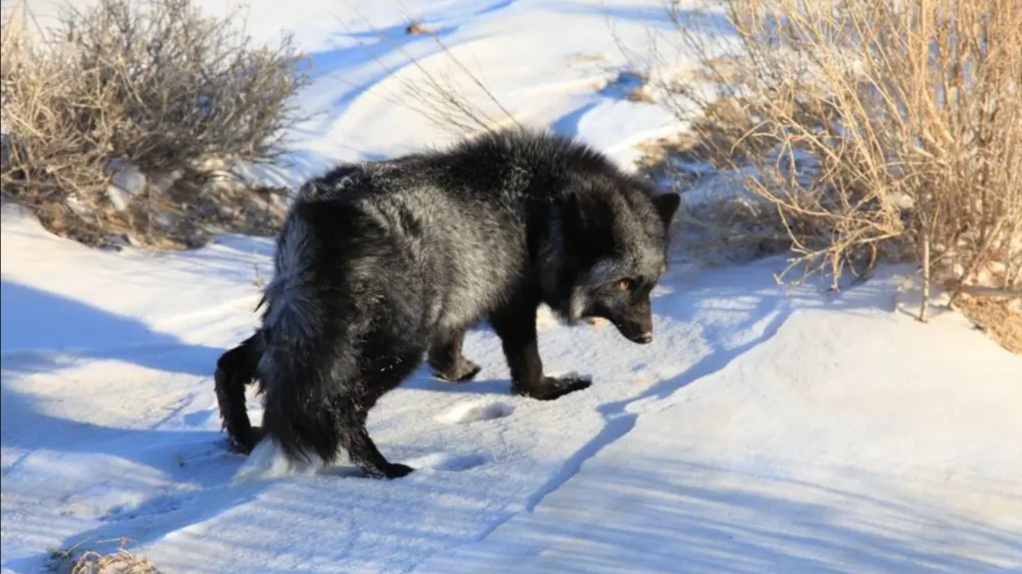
(214, 128, 680, 479)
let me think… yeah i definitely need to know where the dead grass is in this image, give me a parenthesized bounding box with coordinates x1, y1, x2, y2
(656, 0, 1022, 320)
(1, 0, 308, 248)
(336, 0, 519, 139)
(620, 71, 654, 102)
(49, 538, 159, 574)
(957, 296, 1022, 354)
(639, 96, 774, 172)
(405, 21, 431, 35)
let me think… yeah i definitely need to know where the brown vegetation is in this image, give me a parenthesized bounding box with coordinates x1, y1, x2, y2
(1, 0, 309, 248)
(652, 0, 1021, 327)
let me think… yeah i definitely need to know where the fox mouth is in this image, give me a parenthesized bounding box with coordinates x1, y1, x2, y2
(591, 316, 653, 345)
(614, 324, 653, 344)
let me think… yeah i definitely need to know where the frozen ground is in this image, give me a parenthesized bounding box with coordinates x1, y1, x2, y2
(3, 0, 1021, 573)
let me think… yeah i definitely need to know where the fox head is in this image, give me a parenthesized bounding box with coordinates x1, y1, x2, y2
(542, 176, 681, 345)
(574, 268, 663, 344)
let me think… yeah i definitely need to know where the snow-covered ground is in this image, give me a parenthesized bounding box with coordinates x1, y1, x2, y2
(2, 1, 1021, 573)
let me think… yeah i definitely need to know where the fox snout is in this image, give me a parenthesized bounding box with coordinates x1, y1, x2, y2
(583, 291, 655, 345)
(611, 310, 653, 345)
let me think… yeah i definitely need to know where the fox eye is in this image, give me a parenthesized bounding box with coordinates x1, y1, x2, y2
(616, 279, 636, 291)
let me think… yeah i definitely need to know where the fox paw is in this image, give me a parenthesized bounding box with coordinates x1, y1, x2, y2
(430, 359, 482, 383)
(380, 463, 415, 479)
(516, 375, 592, 401)
(226, 426, 264, 455)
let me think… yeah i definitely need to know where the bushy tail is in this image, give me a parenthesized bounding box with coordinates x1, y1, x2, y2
(252, 214, 356, 471)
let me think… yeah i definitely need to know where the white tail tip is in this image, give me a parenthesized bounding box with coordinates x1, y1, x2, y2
(232, 437, 323, 483)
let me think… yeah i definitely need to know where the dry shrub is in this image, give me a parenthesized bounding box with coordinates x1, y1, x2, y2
(49, 537, 159, 574)
(1, 0, 310, 248)
(662, 0, 1022, 319)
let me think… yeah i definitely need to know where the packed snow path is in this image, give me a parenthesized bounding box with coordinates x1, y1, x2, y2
(2, 201, 1020, 574)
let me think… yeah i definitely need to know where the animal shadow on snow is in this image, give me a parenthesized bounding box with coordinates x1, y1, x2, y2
(0, 279, 224, 376)
(454, 456, 1021, 574)
(0, 280, 281, 571)
(0, 279, 241, 476)
(0, 279, 256, 466)
(526, 259, 908, 511)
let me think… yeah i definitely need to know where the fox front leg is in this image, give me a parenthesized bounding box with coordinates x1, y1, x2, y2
(490, 298, 591, 401)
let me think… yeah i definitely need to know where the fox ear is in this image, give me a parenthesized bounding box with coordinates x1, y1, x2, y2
(652, 192, 680, 226)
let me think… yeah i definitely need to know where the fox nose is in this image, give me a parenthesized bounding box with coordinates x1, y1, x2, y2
(637, 332, 653, 344)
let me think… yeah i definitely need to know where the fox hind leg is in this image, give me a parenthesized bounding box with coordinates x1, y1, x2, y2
(333, 349, 424, 479)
